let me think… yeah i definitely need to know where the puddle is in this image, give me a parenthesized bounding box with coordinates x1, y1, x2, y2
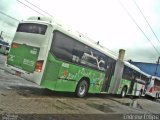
(5, 87, 12, 90)
(124, 100, 143, 109)
(109, 98, 143, 110)
(57, 100, 76, 110)
(17, 92, 30, 97)
(122, 103, 130, 106)
(156, 99, 160, 103)
(87, 103, 114, 113)
(1, 93, 6, 96)
(51, 104, 63, 110)
(12, 86, 46, 97)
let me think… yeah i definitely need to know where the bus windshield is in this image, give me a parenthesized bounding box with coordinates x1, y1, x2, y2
(17, 23, 47, 35)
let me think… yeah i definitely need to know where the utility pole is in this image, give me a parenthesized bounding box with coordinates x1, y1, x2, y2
(154, 57, 160, 76)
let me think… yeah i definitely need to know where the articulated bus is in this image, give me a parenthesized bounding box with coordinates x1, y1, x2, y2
(5, 16, 150, 97)
(6, 16, 117, 97)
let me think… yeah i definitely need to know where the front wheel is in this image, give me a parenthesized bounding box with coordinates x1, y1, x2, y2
(75, 80, 89, 98)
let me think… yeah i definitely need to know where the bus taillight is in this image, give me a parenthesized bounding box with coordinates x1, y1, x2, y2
(12, 43, 18, 48)
(35, 60, 44, 72)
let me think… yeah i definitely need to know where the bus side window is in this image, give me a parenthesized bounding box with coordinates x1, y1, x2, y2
(80, 53, 98, 69)
(122, 66, 133, 80)
(88, 49, 108, 71)
(133, 71, 140, 81)
(99, 59, 105, 71)
(72, 42, 85, 63)
(51, 31, 75, 62)
(51, 30, 109, 71)
(154, 79, 160, 91)
(157, 80, 160, 91)
(72, 41, 100, 70)
(146, 78, 150, 86)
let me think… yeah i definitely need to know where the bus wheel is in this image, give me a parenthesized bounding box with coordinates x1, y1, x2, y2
(75, 80, 89, 98)
(121, 87, 127, 98)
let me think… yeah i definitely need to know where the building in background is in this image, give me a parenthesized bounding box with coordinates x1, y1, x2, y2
(130, 61, 160, 77)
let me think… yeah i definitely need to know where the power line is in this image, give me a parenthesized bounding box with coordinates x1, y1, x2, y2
(0, 11, 20, 22)
(24, 0, 53, 17)
(118, 0, 160, 55)
(133, 0, 160, 46)
(16, 0, 45, 16)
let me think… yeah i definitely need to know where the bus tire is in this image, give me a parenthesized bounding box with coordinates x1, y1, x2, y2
(75, 79, 89, 98)
(121, 87, 127, 98)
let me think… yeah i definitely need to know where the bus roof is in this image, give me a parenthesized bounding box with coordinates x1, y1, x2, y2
(26, 16, 117, 60)
(140, 71, 151, 77)
(27, 16, 54, 24)
(124, 61, 151, 77)
(124, 61, 141, 72)
(151, 76, 160, 81)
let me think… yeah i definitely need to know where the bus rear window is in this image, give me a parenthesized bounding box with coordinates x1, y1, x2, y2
(17, 23, 47, 35)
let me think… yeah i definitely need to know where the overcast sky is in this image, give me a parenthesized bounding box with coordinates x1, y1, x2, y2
(0, 0, 160, 63)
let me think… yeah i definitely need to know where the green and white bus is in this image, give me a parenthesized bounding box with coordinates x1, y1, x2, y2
(5, 16, 150, 98)
(6, 16, 117, 97)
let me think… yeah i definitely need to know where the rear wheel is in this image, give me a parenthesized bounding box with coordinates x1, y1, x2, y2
(121, 87, 127, 98)
(75, 80, 89, 98)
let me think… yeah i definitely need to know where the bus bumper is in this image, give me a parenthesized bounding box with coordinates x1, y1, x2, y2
(4, 64, 42, 85)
